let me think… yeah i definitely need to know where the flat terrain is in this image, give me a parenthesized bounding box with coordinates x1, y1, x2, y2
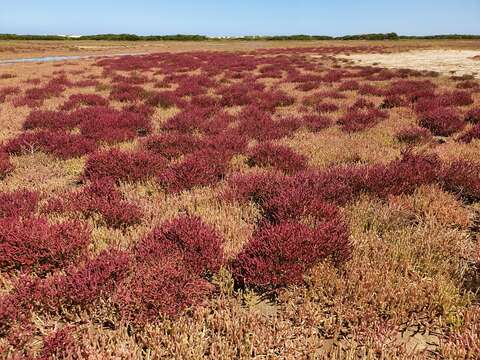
(0, 40, 479, 359)
(344, 49, 480, 79)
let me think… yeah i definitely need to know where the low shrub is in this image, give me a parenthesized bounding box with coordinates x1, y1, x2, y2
(0, 190, 39, 218)
(44, 179, 143, 229)
(302, 114, 332, 132)
(80, 109, 151, 143)
(142, 132, 201, 159)
(0, 217, 90, 274)
(465, 108, 480, 124)
(338, 108, 388, 132)
(158, 150, 228, 192)
(366, 152, 440, 198)
(441, 160, 480, 202)
(109, 83, 146, 102)
(459, 124, 480, 143)
(23, 110, 76, 130)
(39, 249, 131, 310)
(61, 94, 108, 111)
(418, 107, 464, 136)
(3, 130, 97, 159)
(395, 126, 432, 144)
(136, 215, 224, 276)
(0, 152, 13, 179)
(147, 91, 185, 109)
(231, 219, 350, 288)
(84, 148, 167, 183)
(246, 142, 307, 174)
(114, 259, 213, 322)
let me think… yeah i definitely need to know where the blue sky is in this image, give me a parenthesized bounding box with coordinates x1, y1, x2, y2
(1, 0, 479, 36)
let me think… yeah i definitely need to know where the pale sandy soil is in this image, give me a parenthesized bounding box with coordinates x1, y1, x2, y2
(342, 49, 480, 78)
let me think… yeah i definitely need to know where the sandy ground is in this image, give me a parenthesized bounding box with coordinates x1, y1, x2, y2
(1, 39, 480, 60)
(342, 49, 480, 78)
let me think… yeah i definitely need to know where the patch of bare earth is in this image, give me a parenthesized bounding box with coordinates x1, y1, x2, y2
(340, 49, 480, 78)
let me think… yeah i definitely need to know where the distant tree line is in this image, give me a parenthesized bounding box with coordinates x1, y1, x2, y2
(1, 32, 479, 41)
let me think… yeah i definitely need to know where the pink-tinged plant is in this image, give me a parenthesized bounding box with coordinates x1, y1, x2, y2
(358, 84, 386, 96)
(0, 190, 39, 218)
(236, 106, 293, 141)
(302, 114, 332, 132)
(161, 107, 212, 133)
(380, 95, 406, 109)
(147, 90, 185, 108)
(136, 215, 224, 276)
(158, 150, 228, 193)
(465, 108, 480, 124)
(23, 110, 76, 130)
(38, 249, 131, 310)
(314, 102, 339, 113)
(109, 83, 146, 102)
(366, 152, 440, 198)
(338, 108, 388, 132)
(44, 179, 143, 229)
(0, 86, 20, 103)
(79, 108, 151, 143)
(114, 259, 214, 323)
(293, 166, 368, 205)
(84, 149, 167, 182)
(60, 94, 108, 110)
(418, 107, 464, 136)
(0, 152, 13, 179)
(395, 126, 432, 144)
(350, 98, 375, 110)
(456, 80, 479, 89)
(459, 124, 480, 143)
(231, 220, 350, 288)
(201, 131, 248, 155)
(142, 132, 201, 159)
(0, 217, 90, 274)
(223, 171, 290, 206)
(3, 130, 97, 159)
(246, 142, 307, 174)
(39, 327, 76, 360)
(338, 80, 360, 91)
(441, 160, 480, 202)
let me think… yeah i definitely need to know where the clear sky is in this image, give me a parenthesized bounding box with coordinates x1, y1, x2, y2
(1, 0, 479, 37)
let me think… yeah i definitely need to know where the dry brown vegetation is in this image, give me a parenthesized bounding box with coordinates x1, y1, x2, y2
(0, 41, 479, 359)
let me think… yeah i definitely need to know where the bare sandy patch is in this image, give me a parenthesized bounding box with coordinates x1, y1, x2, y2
(341, 49, 480, 78)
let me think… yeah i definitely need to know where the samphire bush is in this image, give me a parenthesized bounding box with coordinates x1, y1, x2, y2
(0, 217, 90, 274)
(230, 219, 350, 289)
(0, 190, 39, 218)
(418, 107, 464, 136)
(0, 152, 13, 179)
(246, 142, 308, 174)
